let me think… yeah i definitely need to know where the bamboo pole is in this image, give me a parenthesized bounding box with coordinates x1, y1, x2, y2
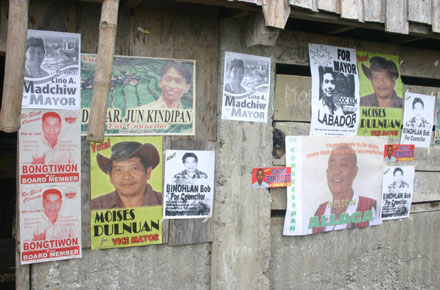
(87, 0, 120, 142)
(0, 0, 29, 133)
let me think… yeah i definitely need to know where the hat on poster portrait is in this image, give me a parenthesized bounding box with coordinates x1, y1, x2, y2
(361, 56, 399, 80)
(27, 37, 45, 51)
(97, 142, 160, 173)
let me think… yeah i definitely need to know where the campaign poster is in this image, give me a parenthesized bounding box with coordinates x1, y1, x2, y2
(309, 44, 360, 135)
(22, 30, 81, 110)
(434, 94, 440, 147)
(20, 184, 81, 264)
(381, 166, 415, 220)
(383, 144, 414, 162)
(19, 109, 81, 185)
(251, 167, 291, 188)
(221, 51, 270, 123)
(163, 150, 215, 219)
(283, 136, 386, 236)
(357, 51, 403, 137)
(81, 54, 195, 135)
(90, 136, 163, 249)
(401, 92, 435, 148)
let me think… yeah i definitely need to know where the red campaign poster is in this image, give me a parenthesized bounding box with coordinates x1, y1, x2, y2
(383, 144, 415, 162)
(251, 167, 291, 188)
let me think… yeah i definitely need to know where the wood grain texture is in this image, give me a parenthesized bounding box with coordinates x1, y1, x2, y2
(363, 0, 384, 22)
(433, 0, 440, 33)
(81, 138, 91, 248)
(317, 0, 340, 14)
(245, 11, 281, 47)
(289, 0, 318, 11)
(408, 0, 432, 25)
(385, 0, 409, 34)
(340, 0, 364, 22)
(262, 0, 290, 29)
(0, 0, 8, 53)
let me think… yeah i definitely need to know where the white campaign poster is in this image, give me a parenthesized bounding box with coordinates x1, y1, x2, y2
(221, 52, 270, 123)
(309, 44, 360, 136)
(283, 136, 386, 236)
(19, 109, 81, 264)
(401, 92, 435, 148)
(381, 166, 415, 220)
(163, 150, 215, 218)
(22, 29, 81, 110)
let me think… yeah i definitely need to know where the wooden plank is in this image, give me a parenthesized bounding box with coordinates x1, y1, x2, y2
(28, 0, 77, 32)
(289, 0, 318, 11)
(385, 0, 409, 34)
(245, 11, 281, 46)
(340, 0, 364, 22)
(271, 170, 440, 210)
(0, 0, 8, 53)
(433, 0, 440, 33)
(363, 0, 384, 23)
(317, 0, 340, 14)
(78, 2, 101, 53)
(262, 0, 291, 29)
(275, 31, 440, 81)
(411, 201, 440, 213)
(274, 74, 311, 122)
(81, 138, 91, 248)
(131, 1, 218, 142)
(408, 0, 432, 25)
(167, 140, 215, 245)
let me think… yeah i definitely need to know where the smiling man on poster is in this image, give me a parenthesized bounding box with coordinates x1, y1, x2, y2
(91, 141, 162, 210)
(311, 144, 380, 233)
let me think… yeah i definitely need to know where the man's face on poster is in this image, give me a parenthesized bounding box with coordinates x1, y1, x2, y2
(183, 157, 198, 173)
(326, 149, 358, 196)
(394, 170, 403, 183)
(256, 169, 265, 183)
(26, 46, 45, 67)
(109, 157, 151, 199)
(160, 67, 190, 103)
(42, 116, 61, 145)
(43, 193, 62, 221)
(387, 146, 393, 157)
(230, 66, 244, 83)
(413, 102, 424, 118)
(322, 72, 335, 98)
(370, 69, 396, 100)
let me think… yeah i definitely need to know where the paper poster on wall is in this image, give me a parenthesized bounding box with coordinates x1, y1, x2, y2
(19, 109, 81, 185)
(251, 167, 291, 188)
(81, 54, 195, 135)
(221, 52, 270, 123)
(163, 150, 215, 218)
(383, 144, 414, 162)
(20, 184, 82, 264)
(434, 94, 440, 147)
(357, 51, 403, 137)
(309, 44, 360, 136)
(283, 136, 386, 236)
(89, 136, 163, 249)
(401, 92, 435, 148)
(22, 30, 81, 110)
(381, 166, 414, 220)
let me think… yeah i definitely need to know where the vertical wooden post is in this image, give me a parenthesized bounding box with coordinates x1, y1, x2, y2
(0, 0, 29, 133)
(87, 0, 120, 142)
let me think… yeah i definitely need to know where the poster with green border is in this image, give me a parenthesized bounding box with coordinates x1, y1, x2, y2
(81, 54, 195, 136)
(90, 136, 163, 249)
(357, 51, 403, 137)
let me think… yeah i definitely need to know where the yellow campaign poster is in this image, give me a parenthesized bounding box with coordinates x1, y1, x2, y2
(357, 51, 403, 137)
(89, 136, 163, 249)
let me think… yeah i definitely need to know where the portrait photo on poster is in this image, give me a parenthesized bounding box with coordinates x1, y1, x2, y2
(163, 150, 215, 219)
(308, 44, 359, 136)
(23, 30, 81, 110)
(221, 51, 271, 123)
(381, 166, 415, 220)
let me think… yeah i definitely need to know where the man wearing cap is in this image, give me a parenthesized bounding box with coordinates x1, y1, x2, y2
(360, 56, 402, 108)
(31, 189, 74, 241)
(225, 58, 246, 94)
(91, 142, 162, 210)
(25, 37, 49, 78)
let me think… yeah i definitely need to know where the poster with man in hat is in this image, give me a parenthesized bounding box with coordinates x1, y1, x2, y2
(356, 52, 403, 137)
(89, 136, 163, 249)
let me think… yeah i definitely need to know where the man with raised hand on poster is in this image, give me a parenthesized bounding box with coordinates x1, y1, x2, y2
(91, 141, 162, 210)
(360, 56, 402, 108)
(311, 144, 380, 234)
